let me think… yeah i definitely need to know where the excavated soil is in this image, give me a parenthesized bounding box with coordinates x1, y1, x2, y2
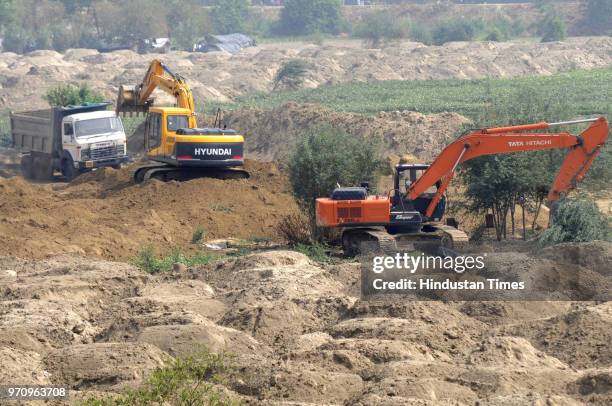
(0, 159, 298, 260)
(224, 102, 470, 161)
(0, 244, 610, 404)
(1, 37, 611, 111)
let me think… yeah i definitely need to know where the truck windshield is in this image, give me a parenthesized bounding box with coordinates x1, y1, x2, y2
(75, 117, 123, 137)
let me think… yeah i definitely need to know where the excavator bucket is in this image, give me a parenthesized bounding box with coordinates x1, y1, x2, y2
(116, 85, 150, 115)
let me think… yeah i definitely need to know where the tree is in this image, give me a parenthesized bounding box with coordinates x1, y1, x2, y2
(44, 84, 104, 107)
(278, 0, 343, 36)
(288, 126, 384, 232)
(539, 198, 609, 245)
(432, 18, 481, 45)
(273, 59, 311, 90)
(210, 0, 249, 35)
(539, 13, 567, 42)
(353, 10, 411, 47)
(585, 0, 612, 35)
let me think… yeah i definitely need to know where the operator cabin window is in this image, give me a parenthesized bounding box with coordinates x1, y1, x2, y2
(63, 123, 73, 136)
(147, 113, 162, 149)
(167, 115, 189, 132)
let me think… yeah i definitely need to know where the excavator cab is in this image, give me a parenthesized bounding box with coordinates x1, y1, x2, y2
(387, 164, 446, 233)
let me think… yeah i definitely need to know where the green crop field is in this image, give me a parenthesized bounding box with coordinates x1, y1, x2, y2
(207, 68, 612, 121)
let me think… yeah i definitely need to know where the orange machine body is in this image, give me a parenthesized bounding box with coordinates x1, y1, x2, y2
(316, 195, 391, 227)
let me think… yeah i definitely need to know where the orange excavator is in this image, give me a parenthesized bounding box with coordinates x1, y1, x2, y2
(316, 117, 609, 256)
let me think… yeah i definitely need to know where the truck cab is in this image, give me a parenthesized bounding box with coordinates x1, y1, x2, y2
(61, 109, 128, 173)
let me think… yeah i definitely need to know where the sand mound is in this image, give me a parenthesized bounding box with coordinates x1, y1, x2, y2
(2, 37, 611, 112)
(224, 102, 470, 161)
(0, 248, 610, 403)
(0, 160, 298, 260)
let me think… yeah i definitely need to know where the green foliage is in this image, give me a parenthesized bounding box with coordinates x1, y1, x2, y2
(432, 18, 482, 45)
(288, 125, 384, 218)
(223, 68, 612, 119)
(191, 226, 206, 244)
(352, 10, 411, 46)
(44, 84, 104, 107)
(81, 349, 234, 406)
(274, 59, 311, 90)
(0, 0, 15, 32)
(131, 246, 218, 274)
(0, 113, 10, 147)
(276, 213, 312, 245)
(539, 198, 610, 245)
(539, 13, 567, 42)
(2, 26, 32, 53)
(292, 242, 332, 263)
(585, 0, 612, 35)
(211, 0, 249, 35)
(278, 0, 343, 36)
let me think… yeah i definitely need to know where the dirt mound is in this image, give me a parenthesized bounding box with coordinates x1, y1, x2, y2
(502, 302, 612, 369)
(224, 102, 470, 161)
(2, 37, 611, 112)
(0, 247, 610, 404)
(0, 160, 298, 260)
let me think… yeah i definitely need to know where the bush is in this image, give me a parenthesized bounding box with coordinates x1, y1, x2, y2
(539, 199, 609, 246)
(276, 213, 312, 245)
(432, 18, 481, 45)
(539, 13, 567, 42)
(278, 0, 343, 36)
(353, 10, 411, 47)
(210, 0, 249, 34)
(81, 349, 232, 406)
(292, 242, 332, 263)
(44, 84, 105, 107)
(273, 59, 311, 90)
(288, 125, 384, 220)
(131, 246, 218, 274)
(585, 0, 612, 35)
(191, 226, 206, 244)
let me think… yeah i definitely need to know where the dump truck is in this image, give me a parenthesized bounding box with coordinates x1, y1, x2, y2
(11, 102, 129, 180)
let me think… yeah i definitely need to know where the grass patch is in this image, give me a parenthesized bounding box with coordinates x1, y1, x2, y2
(292, 242, 333, 263)
(81, 349, 235, 406)
(204, 68, 612, 119)
(131, 246, 219, 274)
(191, 226, 206, 244)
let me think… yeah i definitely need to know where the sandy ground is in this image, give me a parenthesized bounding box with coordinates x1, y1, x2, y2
(0, 244, 610, 404)
(1, 36, 611, 111)
(0, 160, 298, 260)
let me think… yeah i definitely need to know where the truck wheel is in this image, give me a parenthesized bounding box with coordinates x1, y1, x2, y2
(20, 156, 33, 179)
(32, 157, 53, 181)
(61, 157, 76, 181)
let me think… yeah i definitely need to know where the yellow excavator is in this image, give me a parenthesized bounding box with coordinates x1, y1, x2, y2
(116, 59, 248, 183)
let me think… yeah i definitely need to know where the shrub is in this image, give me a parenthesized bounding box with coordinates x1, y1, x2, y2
(292, 242, 332, 263)
(191, 226, 206, 244)
(278, 0, 343, 36)
(288, 125, 384, 221)
(353, 10, 411, 47)
(210, 0, 249, 34)
(273, 59, 311, 90)
(585, 0, 612, 35)
(432, 18, 481, 45)
(131, 246, 218, 273)
(539, 13, 567, 42)
(44, 84, 105, 107)
(539, 199, 609, 246)
(276, 213, 312, 245)
(81, 349, 233, 406)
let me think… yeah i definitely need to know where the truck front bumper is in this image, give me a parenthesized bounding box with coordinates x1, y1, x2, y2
(78, 155, 130, 170)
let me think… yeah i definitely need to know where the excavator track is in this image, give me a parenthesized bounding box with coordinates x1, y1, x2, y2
(132, 163, 250, 184)
(341, 224, 468, 258)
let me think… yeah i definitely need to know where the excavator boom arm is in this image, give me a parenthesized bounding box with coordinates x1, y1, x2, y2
(407, 117, 609, 217)
(116, 59, 195, 114)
